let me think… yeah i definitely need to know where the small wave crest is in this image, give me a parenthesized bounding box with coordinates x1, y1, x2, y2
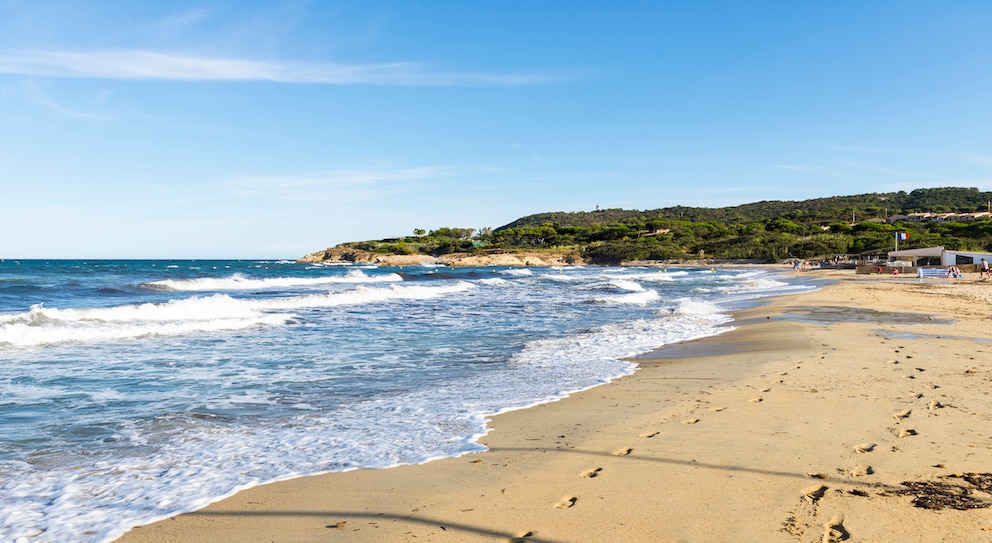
(476, 278, 510, 287)
(0, 282, 476, 347)
(608, 279, 645, 292)
(0, 295, 288, 347)
(593, 290, 660, 305)
(142, 270, 402, 291)
(721, 277, 790, 294)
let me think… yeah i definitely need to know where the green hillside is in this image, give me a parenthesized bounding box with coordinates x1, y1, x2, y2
(335, 187, 992, 264)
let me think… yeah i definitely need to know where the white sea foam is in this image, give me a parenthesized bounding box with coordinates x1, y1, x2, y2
(721, 277, 792, 294)
(476, 278, 510, 287)
(539, 273, 580, 282)
(499, 268, 533, 277)
(593, 290, 660, 305)
(0, 282, 475, 347)
(673, 299, 723, 316)
(609, 279, 645, 292)
(143, 270, 402, 291)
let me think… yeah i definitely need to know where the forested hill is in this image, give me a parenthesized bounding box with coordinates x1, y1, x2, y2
(315, 187, 992, 265)
(501, 188, 992, 229)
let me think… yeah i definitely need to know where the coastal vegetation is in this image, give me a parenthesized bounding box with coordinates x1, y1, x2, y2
(321, 187, 992, 265)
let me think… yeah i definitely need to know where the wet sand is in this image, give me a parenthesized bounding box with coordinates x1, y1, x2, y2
(116, 272, 992, 542)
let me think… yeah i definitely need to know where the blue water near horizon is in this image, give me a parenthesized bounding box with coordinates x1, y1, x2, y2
(0, 259, 815, 542)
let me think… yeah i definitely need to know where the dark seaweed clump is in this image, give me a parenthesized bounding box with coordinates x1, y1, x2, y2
(887, 474, 992, 510)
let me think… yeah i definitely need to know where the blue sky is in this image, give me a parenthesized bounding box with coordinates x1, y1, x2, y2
(2, 1, 991, 258)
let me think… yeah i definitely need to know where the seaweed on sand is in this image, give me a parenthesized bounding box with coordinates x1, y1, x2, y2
(886, 474, 992, 511)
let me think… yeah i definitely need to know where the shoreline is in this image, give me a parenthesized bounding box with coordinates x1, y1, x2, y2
(116, 272, 992, 542)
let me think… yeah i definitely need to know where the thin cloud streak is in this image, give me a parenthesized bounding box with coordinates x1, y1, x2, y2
(19, 76, 102, 119)
(0, 49, 555, 86)
(220, 165, 476, 202)
(227, 166, 461, 191)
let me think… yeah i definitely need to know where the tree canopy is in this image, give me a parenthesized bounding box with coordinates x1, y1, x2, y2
(333, 187, 992, 264)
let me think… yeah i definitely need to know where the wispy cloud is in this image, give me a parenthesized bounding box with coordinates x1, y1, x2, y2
(0, 49, 554, 85)
(18, 76, 102, 119)
(156, 8, 211, 32)
(827, 144, 895, 153)
(229, 166, 459, 189)
(775, 164, 810, 171)
(221, 165, 473, 202)
(781, 142, 896, 153)
(955, 153, 992, 166)
(122, 104, 162, 124)
(827, 159, 940, 179)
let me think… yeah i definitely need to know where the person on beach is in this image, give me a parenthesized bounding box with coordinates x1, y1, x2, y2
(981, 258, 989, 280)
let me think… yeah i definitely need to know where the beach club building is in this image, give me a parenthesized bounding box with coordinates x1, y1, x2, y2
(887, 246, 992, 268)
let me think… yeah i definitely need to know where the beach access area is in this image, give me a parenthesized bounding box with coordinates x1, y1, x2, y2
(117, 270, 992, 542)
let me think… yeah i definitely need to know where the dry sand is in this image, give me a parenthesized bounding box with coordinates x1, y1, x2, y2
(116, 271, 992, 542)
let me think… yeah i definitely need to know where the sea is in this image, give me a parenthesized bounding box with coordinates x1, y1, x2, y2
(0, 259, 815, 542)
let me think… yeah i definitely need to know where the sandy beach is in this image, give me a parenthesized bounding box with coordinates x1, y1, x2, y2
(116, 271, 992, 543)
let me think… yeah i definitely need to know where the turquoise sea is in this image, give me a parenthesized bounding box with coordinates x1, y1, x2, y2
(0, 260, 814, 542)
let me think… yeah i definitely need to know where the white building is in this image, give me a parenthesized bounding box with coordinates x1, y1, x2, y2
(888, 246, 992, 266)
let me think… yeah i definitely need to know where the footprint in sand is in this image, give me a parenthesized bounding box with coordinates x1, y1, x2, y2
(613, 447, 633, 456)
(853, 443, 876, 454)
(893, 408, 912, 419)
(803, 484, 828, 504)
(708, 406, 727, 412)
(554, 496, 577, 509)
(928, 400, 944, 411)
(580, 467, 602, 478)
(682, 418, 700, 424)
(835, 464, 872, 477)
(898, 428, 918, 438)
(639, 431, 659, 438)
(749, 397, 764, 403)
(822, 513, 849, 543)
(508, 530, 533, 542)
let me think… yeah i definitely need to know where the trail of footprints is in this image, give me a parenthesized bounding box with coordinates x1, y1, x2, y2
(523, 343, 952, 541)
(782, 342, 958, 542)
